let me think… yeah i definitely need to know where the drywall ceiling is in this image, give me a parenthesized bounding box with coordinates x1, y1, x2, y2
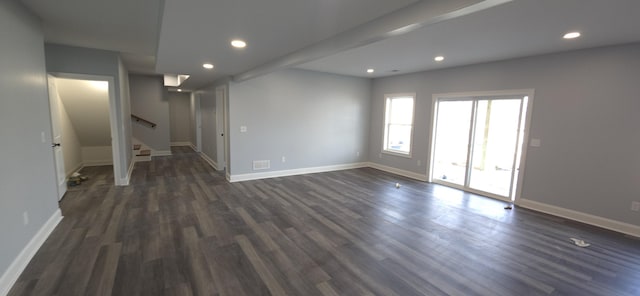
(21, 0, 161, 72)
(21, 0, 640, 90)
(55, 78, 111, 146)
(155, 0, 424, 88)
(297, 0, 640, 77)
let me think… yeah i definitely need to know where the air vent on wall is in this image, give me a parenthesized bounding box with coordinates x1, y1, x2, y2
(253, 160, 270, 170)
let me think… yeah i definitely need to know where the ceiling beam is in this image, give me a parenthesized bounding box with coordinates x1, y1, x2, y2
(233, 0, 511, 82)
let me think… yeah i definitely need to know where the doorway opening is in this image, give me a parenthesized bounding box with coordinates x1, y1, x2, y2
(429, 90, 534, 202)
(47, 74, 120, 200)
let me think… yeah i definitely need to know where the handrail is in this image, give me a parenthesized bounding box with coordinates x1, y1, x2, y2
(131, 114, 156, 128)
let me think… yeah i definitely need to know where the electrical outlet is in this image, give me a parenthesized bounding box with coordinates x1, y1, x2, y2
(631, 201, 640, 212)
(23, 212, 29, 225)
(379, 153, 382, 159)
(356, 151, 360, 157)
(417, 160, 422, 166)
(281, 156, 286, 163)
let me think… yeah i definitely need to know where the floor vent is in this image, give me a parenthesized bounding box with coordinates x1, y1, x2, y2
(253, 160, 270, 170)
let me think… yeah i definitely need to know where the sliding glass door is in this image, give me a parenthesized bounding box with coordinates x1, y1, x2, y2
(431, 93, 529, 201)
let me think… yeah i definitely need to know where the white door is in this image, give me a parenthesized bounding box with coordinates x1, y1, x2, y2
(215, 87, 226, 170)
(47, 75, 67, 200)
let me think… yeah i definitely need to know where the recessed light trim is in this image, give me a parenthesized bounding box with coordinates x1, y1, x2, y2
(203, 63, 214, 69)
(563, 32, 581, 39)
(367, 68, 374, 73)
(434, 56, 445, 62)
(177, 89, 183, 92)
(231, 40, 247, 48)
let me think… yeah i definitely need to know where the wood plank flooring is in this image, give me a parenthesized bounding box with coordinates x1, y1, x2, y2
(8, 146, 640, 296)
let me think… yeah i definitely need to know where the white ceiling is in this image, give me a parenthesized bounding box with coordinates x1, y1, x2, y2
(20, 0, 640, 90)
(298, 0, 640, 77)
(55, 78, 111, 147)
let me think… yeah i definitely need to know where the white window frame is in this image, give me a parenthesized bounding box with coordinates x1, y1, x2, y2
(382, 93, 416, 158)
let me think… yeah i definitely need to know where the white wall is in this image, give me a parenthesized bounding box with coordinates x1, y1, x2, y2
(54, 81, 83, 175)
(228, 69, 371, 176)
(81, 146, 113, 165)
(369, 43, 640, 228)
(129, 74, 171, 153)
(0, 1, 61, 290)
(169, 91, 192, 144)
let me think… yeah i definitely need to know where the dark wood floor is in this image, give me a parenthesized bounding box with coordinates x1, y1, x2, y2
(8, 146, 640, 296)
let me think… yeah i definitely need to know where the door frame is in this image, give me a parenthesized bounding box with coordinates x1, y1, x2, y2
(48, 72, 122, 186)
(428, 89, 535, 203)
(215, 85, 230, 179)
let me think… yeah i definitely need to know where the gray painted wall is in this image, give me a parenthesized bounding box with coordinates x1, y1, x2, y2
(129, 75, 171, 152)
(229, 69, 371, 175)
(169, 92, 192, 143)
(0, 0, 60, 279)
(369, 43, 640, 226)
(44, 44, 132, 182)
(199, 88, 218, 165)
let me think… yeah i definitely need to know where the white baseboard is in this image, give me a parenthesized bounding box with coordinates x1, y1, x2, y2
(151, 150, 172, 157)
(65, 162, 84, 178)
(199, 153, 219, 170)
(366, 162, 428, 181)
(229, 162, 369, 182)
(0, 209, 63, 296)
(170, 141, 192, 147)
(119, 159, 136, 186)
(517, 199, 640, 238)
(82, 160, 113, 167)
(189, 143, 198, 152)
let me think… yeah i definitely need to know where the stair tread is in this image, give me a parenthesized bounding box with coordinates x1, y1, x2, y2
(137, 149, 151, 156)
(133, 144, 141, 150)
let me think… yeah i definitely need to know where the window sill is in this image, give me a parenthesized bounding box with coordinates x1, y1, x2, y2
(381, 150, 412, 159)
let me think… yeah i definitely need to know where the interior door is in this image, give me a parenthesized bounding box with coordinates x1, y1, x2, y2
(47, 75, 67, 201)
(215, 87, 226, 170)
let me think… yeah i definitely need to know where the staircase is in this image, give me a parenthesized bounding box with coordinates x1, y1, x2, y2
(133, 143, 152, 162)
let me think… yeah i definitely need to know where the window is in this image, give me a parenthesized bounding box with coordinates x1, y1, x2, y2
(383, 93, 415, 156)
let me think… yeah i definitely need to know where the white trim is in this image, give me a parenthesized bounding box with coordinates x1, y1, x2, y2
(428, 89, 535, 205)
(119, 159, 135, 186)
(66, 163, 84, 178)
(367, 162, 428, 182)
(170, 141, 192, 147)
(0, 209, 63, 296)
(82, 161, 114, 167)
(382, 93, 416, 158)
(189, 143, 197, 152)
(517, 199, 640, 238)
(199, 152, 219, 170)
(151, 150, 172, 157)
(49, 73, 123, 187)
(229, 163, 369, 182)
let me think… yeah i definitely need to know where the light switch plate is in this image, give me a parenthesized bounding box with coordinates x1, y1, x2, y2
(240, 126, 247, 133)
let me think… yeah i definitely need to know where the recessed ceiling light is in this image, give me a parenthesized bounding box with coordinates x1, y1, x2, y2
(203, 63, 214, 69)
(177, 89, 182, 92)
(563, 32, 581, 39)
(367, 69, 374, 73)
(434, 56, 445, 62)
(231, 40, 247, 48)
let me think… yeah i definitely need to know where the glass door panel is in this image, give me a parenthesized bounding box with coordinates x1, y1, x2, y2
(432, 100, 473, 185)
(468, 99, 522, 197)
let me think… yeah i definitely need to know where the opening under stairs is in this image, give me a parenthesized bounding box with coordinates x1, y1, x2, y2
(133, 143, 152, 162)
